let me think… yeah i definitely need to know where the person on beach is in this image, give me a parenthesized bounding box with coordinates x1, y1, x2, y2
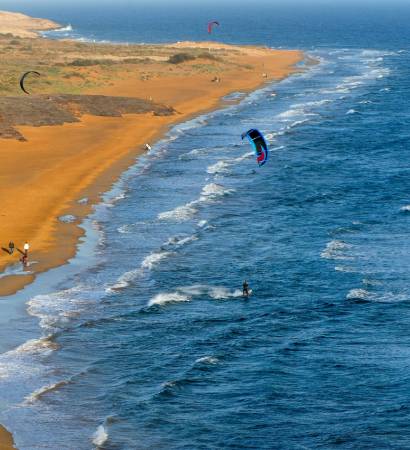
(242, 280, 250, 297)
(8, 241, 14, 254)
(23, 241, 29, 256)
(20, 254, 28, 268)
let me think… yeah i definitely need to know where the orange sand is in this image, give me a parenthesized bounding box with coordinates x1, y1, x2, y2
(0, 425, 15, 450)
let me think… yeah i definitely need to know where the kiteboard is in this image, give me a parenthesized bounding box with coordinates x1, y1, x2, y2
(243, 289, 253, 297)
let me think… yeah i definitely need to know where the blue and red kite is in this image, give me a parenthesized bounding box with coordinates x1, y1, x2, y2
(241, 129, 269, 166)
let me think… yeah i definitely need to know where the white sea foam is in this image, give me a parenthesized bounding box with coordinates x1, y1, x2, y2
(277, 108, 305, 119)
(158, 183, 233, 221)
(208, 287, 243, 299)
(195, 356, 219, 364)
(148, 285, 243, 307)
(102, 191, 126, 207)
(109, 233, 196, 292)
(26, 283, 107, 332)
(24, 379, 70, 404)
(292, 99, 332, 109)
(288, 119, 310, 128)
(335, 265, 357, 273)
(165, 235, 198, 247)
(400, 205, 410, 212)
(346, 289, 372, 300)
(92, 425, 108, 447)
(148, 292, 190, 306)
(117, 224, 132, 234)
(199, 183, 234, 203)
(141, 251, 172, 270)
(158, 202, 198, 221)
(12, 336, 58, 356)
(360, 49, 396, 58)
(107, 267, 141, 292)
(201, 182, 229, 196)
(321, 240, 352, 260)
(207, 160, 230, 174)
(58, 214, 76, 223)
(77, 197, 89, 204)
(346, 109, 358, 115)
(320, 87, 351, 94)
(53, 24, 73, 32)
(179, 147, 207, 160)
(0, 263, 32, 279)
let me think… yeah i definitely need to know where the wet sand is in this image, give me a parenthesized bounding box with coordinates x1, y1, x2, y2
(0, 425, 15, 450)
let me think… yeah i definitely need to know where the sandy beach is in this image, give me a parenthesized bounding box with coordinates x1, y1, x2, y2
(0, 11, 302, 448)
(0, 425, 14, 450)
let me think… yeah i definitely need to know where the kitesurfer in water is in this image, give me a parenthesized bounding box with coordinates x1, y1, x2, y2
(242, 280, 250, 297)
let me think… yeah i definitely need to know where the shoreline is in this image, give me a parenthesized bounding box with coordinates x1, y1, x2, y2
(0, 10, 304, 449)
(0, 425, 14, 450)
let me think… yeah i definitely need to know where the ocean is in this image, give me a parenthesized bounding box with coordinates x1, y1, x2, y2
(1, 1, 410, 448)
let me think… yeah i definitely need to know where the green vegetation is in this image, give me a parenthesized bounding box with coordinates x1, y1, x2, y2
(0, 34, 236, 95)
(168, 53, 196, 64)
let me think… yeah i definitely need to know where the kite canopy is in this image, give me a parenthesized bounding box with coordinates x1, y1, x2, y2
(19, 71, 41, 95)
(241, 129, 269, 166)
(208, 20, 220, 34)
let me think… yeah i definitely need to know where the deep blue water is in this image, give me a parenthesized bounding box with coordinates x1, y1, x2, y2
(1, 1, 410, 449)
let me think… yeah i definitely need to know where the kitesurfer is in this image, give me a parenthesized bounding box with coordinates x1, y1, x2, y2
(8, 241, 14, 255)
(242, 280, 250, 297)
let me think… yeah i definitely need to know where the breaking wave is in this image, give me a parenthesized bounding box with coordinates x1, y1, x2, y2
(148, 285, 243, 306)
(321, 240, 352, 260)
(92, 425, 108, 447)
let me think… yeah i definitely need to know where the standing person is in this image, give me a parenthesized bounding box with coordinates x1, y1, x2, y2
(242, 280, 250, 297)
(23, 241, 29, 256)
(8, 241, 14, 254)
(20, 254, 28, 268)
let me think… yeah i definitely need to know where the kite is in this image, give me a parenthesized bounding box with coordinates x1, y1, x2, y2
(19, 71, 41, 94)
(241, 129, 269, 166)
(208, 21, 220, 34)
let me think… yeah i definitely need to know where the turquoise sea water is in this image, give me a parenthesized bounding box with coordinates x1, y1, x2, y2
(1, 1, 410, 449)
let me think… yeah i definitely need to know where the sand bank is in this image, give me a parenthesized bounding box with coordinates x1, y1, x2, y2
(0, 425, 15, 450)
(0, 10, 60, 38)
